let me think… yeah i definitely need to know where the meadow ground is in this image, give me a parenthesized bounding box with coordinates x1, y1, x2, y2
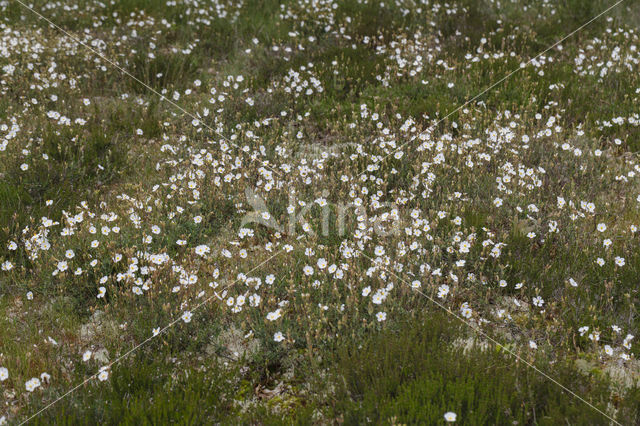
(1, 0, 640, 424)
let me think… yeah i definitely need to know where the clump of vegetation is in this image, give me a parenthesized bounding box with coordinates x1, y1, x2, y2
(333, 312, 640, 424)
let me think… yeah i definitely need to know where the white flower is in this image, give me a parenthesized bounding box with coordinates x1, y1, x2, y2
(362, 286, 371, 297)
(181, 311, 193, 323)
(0, 367, 8, 381)
(274, 332, 285, 342)
(266, 309, 282, 321)
(623, 334, 634, 349)
(249, 294, 261, 307)
(376, 312, 387, 322)
(25, 377, 41, 392)
(195, 244, 210, 257)
(597, 223, 607, 232)
(98, 369, 109, 382)
(83, 351, 92, 362)
(372, 293, 383, 305)
(604, 345, 613, 356)
(437, 284, 449, 299)
(557, 197, 566, 209)
(444, 412, 457, 422)
(460, 303, 472, 319)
